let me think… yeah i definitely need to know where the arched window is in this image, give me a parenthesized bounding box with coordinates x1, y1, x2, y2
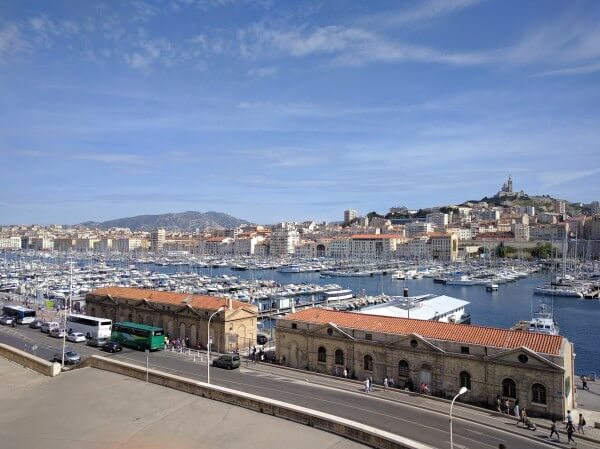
(318, 346, 327, 363)
(335, 349, 344, 365)
(364, 354, 373, 371)
(502, 378, 517, 398)
(398, 360, 410, 378)
(532, 383, 547, 404)
(459, 371, 471, 390)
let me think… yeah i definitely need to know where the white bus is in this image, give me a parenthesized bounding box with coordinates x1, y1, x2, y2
(66, 314, 112, 340)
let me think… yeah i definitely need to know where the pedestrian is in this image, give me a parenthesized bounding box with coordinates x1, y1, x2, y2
(343, 367, 348, 378)
(335, 366, 339, 377)
(520, 408, 527, 427)
(496, 395, 502, 412)
(566, 410, 574, 428)
(578, 413, 586, 434)
(282, 355, 286, 365)
(364, 378, 370, 393)
(582, 378, 589, 391)
(566, 422, 576, 444)
(549, 418, 560, 440)
(504, 398, 510, 414)
(383, 377, 388, 391)
(513, 399, 519, 418)
(389, 378, 394, 388)
(369, 376, 374, 392)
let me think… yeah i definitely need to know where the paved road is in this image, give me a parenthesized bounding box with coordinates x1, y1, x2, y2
(0, 323, 596, 449)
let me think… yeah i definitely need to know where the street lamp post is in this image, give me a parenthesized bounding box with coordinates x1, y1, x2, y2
(449, 386, 468, 449)
(207, 306, 225, 385)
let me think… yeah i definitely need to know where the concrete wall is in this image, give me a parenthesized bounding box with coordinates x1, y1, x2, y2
(0, 343, 61, 377)
(83, 355, 433, 449)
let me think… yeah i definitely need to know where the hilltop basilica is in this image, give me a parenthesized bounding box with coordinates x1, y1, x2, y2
(496, 175, 527, 199)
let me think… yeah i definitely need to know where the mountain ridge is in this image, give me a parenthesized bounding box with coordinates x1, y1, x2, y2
(80, 211, 251, 231)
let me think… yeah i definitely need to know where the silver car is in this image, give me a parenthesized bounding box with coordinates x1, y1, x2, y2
(53, 350, 81, 365)
(49, 327, 67, 338)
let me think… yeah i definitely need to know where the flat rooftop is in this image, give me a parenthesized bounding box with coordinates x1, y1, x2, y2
(358, 294, 469, 320)
(0, 357, 366, 449)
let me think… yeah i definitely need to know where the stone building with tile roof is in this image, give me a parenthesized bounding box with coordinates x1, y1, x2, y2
(276, 308, 575, 419)
(85, 287, 258, 352)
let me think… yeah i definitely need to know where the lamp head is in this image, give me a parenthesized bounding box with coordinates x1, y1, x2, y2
(458, 386, 468, 395)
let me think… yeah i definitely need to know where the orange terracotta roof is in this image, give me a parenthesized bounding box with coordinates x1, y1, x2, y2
(351, 234, 405, 239)
(280, 309, 563, 355)
(88, 287, 253, 311)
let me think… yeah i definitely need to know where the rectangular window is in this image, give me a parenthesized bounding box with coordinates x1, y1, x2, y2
(365, 333, 372, 340)
(461, 346, 470, 354)
(291, 323, 297, 329)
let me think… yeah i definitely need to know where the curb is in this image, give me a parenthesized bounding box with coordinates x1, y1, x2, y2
(246, 360, 600, 446)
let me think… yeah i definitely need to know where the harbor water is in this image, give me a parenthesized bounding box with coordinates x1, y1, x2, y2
(157, 265, 599, 375)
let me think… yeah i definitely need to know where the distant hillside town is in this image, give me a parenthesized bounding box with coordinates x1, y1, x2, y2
(1, 177, 600, 259)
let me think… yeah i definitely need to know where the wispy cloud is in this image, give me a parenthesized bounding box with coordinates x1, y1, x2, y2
(0, 23, 30, 62)
(70, 152, 146, 166)
(539, 169, 600, 189)
(123, 38, 177, 71)
(534, 61, 600, 77)
(358, 0, 481, 28)
(238, 23, 487, 66)
(247, 66, 279, 78)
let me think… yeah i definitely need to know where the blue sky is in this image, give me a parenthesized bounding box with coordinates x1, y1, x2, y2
(1, 0, 599, 225)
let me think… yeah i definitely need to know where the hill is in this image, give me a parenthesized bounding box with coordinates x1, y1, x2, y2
(80, 211, 251, 231)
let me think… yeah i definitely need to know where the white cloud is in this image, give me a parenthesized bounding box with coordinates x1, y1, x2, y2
(238, 24, 487, 67)
(535, 61, 600, 77)
(359, 0, 481, 28)
(0, 24, 30, 62)
(247, 66, 279, 78)
(123, 38, 177, 71)
(71, 152, 146, 166)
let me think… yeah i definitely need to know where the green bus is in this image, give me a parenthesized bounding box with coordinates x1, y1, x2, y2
(111, 322, 165, 351)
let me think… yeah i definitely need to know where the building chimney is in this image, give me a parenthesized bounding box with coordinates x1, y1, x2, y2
(227, 296, 233, 310)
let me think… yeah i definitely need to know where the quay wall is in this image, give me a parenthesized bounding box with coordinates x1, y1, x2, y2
(82, 355, 433, 449)
(0, 343, 61, 377)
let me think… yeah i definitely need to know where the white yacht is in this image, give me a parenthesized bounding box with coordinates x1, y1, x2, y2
(528, 304, 560, 335)
(323, 289, 354, 302)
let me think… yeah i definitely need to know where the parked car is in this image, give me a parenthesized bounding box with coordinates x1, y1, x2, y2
(101, 340, 122, 353)
(66, 332, 86, 343)
(86, 337, 108, 347)
(29, 319, 44, 329)
(0, 316, 16, 325)
(49, 327, 67, 338)
(53, 350, 81, 365)
(212, 353, 241, 370)
(41, 321, 60, 333)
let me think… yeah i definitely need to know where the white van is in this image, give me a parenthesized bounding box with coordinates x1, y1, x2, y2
(41, 321, 60, 333)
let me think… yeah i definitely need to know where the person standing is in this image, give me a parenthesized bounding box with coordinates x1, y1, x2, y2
(369, 376, 374, 392)
(496, 395, 502, 412)
(364, 378, 370, 393)
(566, 422, 576, 445)
(504, 398, 510, 414)
(343, 367, 348, 378)
(383, 377, 388, 391)
(549, 418, 560, 441)
(520, 408, 527, 427)
(578, 413, 586, 434)
(513, 399, 520, 418)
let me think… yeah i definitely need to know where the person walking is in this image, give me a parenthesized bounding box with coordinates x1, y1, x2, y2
(496, 395, 502, 412)
(343, 367, 348, 379)
(566, 410, 574, 428)
(549, 418, 560, 441)
(566, 421, 576, 445)
(578, 413, 586, 434)
(513, 399, 520, 418)
(504, 398, 510, 414)
(582, 378, 590, 391)
(383, 377, 388, 391)
(369, 376, 374, 392)
(364, 378, 370, 393)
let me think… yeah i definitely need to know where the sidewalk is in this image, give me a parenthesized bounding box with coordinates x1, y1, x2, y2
(243, 359, 600, 447)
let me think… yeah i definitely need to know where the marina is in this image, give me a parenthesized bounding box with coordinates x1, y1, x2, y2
(0, 250, 599, 373)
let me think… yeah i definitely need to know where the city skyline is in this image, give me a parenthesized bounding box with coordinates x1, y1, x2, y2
(1, 0, 599, 225)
